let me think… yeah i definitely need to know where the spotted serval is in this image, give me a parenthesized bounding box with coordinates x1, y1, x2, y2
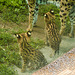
(15, 31, 47, 72)
(44, 9, 61, 55)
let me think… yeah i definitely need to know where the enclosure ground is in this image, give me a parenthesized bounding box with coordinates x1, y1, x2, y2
(32, 48, 75, 75)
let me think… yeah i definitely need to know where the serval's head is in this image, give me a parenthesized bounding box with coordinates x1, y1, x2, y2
(15, 31, 31, 44)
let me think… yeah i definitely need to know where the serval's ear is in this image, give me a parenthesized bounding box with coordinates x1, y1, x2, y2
(27, 31, 31, 37)
(50, 9, 54, 15)
(15, 34, 21, 38)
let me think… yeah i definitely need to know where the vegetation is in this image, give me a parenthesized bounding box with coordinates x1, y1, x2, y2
(0, 64, 18, 75)
(0, 0, 28, 24)
(30, 38, 45, 49)
(0, 1, 71, 74)
(39, 4, 60, 15)
(0, 28, 21, 74)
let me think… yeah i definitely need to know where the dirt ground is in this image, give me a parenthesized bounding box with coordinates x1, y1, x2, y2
(0, 15, 75, 75)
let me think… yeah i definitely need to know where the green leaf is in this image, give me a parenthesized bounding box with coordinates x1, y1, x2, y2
(19, 0, 22, 4)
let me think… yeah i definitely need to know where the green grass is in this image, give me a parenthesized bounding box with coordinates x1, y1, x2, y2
(39, 4, 60, 15)
(0, 0, 28, 24)
(12, 29, 27, 35)
(0, 64, 18, 75)
(0, 33, 14, 46)
(30, 38, 45, 49)
(0, 28, 22, 74)
(64, 17, 71, 35)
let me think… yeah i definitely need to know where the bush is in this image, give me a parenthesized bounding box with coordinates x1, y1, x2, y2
(0, 0, 28, 24)
(0, 28, 22, 68)
(0, 64, 18, 75)
(39, 4, 59, 15)
(30, 38, 45, 49)
(0, 46, 22, 68)
(0, 32, 14, 46)
(63, 16, 71, 35)
(0, 47, 19, 75)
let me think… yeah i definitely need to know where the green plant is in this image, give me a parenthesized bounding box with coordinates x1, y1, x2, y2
(0, 64, 18, 75)
(0, 32, 14, 46)
(39, 4, 59, 15)
(0, 0, 28, 24)
(63, 16, 71, 35)
(0, 47, 18, 75)
(0, 46, 22, 67)
(12, 29, 27, 34)
(30, 38, 45, 49)
(0, 28, 22, 68)
(55, 14, 61, 30)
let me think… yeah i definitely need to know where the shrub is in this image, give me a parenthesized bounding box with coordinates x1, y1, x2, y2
(0, 46, 22, 68)
(30, 38, 45, 49)
(0, 32, 14, 46)
(39, 4, 59, 15)
(0, 0, 28, 24)
(0, 28, 22, 68)
(0, 64, 18, 75)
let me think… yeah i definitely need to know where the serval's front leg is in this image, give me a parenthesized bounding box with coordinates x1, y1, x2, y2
(21, 59, 26, 72)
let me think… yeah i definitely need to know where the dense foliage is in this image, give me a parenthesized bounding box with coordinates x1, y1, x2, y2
(0, 28, 22, 74)
(0, 0, 28, 24)
(39, 4, 60, 15)
(0, 64, 18, 75)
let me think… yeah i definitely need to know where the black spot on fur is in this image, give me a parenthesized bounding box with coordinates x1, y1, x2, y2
(60, 6, 62, 8)
(65, 4, 67, 6)
(62, 2, 64, 5)
(29, 10, 34, 14)
(65, 8, 68, 10)
(65, 17, 67, 19)
(68, 3, 71, 6)
(71, 2, 74, 6)
(36, 3, 39, 6)
(60, 15, 62, 17)
(35, 8, 38, 11)
(63, 13, 67, 16)
(62, 19, 63, 22)
(61, 10, 64, 12)
(32, 14, 34, 16)
(29, 5, 32, 8)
